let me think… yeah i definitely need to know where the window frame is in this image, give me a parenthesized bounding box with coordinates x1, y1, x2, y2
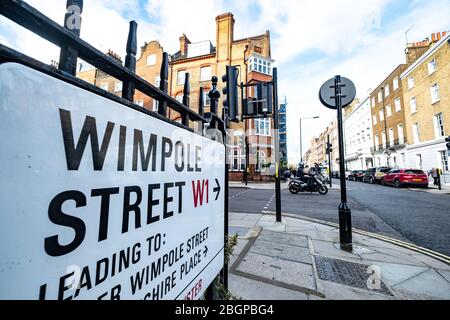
(428, 58, 437, 75)
(410, 97, 417, 114)
(394, 98, 401, 112)
(430, 83, 440, 104)
(200, 66, 212, 82)
(254, 118, 271, 136)
(146, 54, 157, 66)
(393, 77, 399, 91)
(408, 77, 415, 90)
(434, 112, 445, 138)
(177, 70, 186, 86)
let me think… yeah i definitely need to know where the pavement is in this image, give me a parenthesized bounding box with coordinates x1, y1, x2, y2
(229, 179, 450, 256)
(227, 212, 450, 300)
(229, 181, 289, 190)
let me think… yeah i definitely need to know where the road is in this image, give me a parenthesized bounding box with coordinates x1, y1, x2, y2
(229, 180, 450, 256)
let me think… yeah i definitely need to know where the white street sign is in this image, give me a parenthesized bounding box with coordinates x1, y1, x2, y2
(0, 63, 225, 300)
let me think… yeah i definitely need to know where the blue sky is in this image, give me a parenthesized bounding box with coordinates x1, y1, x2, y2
(1, 0, 449, 164)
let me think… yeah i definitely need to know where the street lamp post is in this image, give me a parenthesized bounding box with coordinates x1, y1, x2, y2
(300, 116, 320, 163)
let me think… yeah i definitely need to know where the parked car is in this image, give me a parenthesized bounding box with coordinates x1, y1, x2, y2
(381, 169, 429, 188)
(374, 167, 393, 183)
(362, 168, 376, 184)
(354, 170, 365, 182)
(345, 171, 352, 180)
(348, 170, 364, 181)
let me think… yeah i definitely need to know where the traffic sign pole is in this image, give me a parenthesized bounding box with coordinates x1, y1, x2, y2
(319, 75, 356, 249)
(335, 75, 352, 248)
(273, 68, 282, 223)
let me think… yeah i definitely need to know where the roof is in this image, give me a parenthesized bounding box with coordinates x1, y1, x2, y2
(401, 31, 450, 79)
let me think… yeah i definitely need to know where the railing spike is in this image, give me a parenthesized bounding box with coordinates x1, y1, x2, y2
(158, 52, 169, 117)
(122, 20, 137, 101)
(182, 73, 190, 126)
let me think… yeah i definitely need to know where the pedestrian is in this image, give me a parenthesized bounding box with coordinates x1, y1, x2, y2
(432, 168, 438, 186)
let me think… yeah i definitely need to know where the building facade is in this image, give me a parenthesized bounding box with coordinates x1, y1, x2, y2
(304, 121, 339, 172)
(370, 64, 409, 169)
(77, 13, 281, 182)
(401, 31, 450, 184)
(344, 97, 374, 170)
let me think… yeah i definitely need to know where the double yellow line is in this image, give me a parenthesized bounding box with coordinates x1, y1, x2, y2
(262, 211, 450, 265)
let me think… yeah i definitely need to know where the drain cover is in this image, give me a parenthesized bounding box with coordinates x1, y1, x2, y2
(314, 256, 392, 296)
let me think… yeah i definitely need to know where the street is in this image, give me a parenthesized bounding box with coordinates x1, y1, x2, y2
(229, 180, 450, 256)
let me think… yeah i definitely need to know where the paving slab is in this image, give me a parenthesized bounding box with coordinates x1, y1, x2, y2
(228, 211, 450, 300)
(236, 252, 316, 291)
(435, 269, 450, 282)
(258, 230, 309, 248)
(311, 281, 394, 300)
(311, 239, 363, 262)
(393, 269, 450, 299)
(250, 239, 312, 265)
(228, 274, 309, 300)
(366, 261, 430, 286)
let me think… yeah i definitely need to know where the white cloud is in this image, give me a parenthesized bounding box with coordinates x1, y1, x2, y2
(1, 0, 449, 166)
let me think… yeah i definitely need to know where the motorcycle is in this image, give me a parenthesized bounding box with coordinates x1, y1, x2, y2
(288, 173, 329, 195)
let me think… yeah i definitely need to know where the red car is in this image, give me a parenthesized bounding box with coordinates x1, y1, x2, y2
(381, 169, 429, 188)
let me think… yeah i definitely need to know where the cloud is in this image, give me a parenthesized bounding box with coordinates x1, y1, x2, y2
(1, 0, 449, 166)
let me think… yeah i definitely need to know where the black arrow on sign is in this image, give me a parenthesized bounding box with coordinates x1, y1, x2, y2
(203, 246, 208, 257)
(213, 179, 221, 201)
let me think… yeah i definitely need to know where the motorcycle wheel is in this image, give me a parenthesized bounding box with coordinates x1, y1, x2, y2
(318, 186, 328, 195)
(289, 185, 300, 194)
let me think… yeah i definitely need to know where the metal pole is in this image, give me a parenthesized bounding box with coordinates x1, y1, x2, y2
(381, 86, 390, 167)
(273, 68, 282, 223)
(438, 169, 442, 190)
(328, 134, 332, 188)
(244, 119, 249, 186)
(300, 118, 303, 163)
(335, 75, 352, 248)
(59, 0, 83, 75)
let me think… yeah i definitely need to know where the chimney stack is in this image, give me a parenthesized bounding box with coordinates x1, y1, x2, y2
(179, 34, 191, 57)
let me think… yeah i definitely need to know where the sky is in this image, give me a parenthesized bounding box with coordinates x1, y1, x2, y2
(1, 0, 450, 165)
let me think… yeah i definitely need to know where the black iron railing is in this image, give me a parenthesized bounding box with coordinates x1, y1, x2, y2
(0, 0, 216, 132)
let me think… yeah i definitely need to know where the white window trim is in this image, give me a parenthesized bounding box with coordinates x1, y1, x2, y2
(202, 91, 211, 107)
(394, 98, 401, 112)
(413, 123, 420, 144)
(200, 66, 212, 82)
(431, 83, 440, 104)
(386, 104, 392, 117)
(410, 97, 417, 114)
(254, 118, 271, 136)
(428, 59, 437, 75)
(398, 124, 404, 144)
(434, 113, 445, 139)
(114, 81, 122, 92)
(393, 77, 399, 91)
(146, 54, 156, 66)
(408, 77, 415, 90)
(177, 70, 186, 85)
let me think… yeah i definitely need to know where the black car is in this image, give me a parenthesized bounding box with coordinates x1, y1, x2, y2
(362, 167, 392, 184)
(349, 170, 364, 181)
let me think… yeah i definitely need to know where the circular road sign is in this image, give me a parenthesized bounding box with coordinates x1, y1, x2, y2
(319, 76, 356, 110)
